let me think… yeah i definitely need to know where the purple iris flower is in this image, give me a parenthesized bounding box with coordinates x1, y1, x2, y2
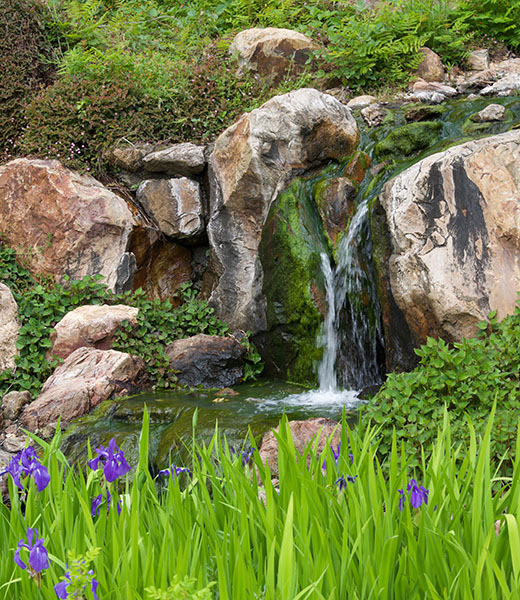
(322, 443, 354, 470)
(157, 465, 192, 480)
(335, 474, 357, 491)
(88, 439, 130, 483)
(91, 490, 122, 517)
(229, 446, 255, 467)
(398, 479, 429, 510)
(54, 568, 99, 600)
(14, 528, 49, 573)
(0, 447, 50, 492)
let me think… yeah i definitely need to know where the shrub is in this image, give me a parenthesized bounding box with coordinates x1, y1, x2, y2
(0, 0, 57, 163)
(363, 302, 520, 471)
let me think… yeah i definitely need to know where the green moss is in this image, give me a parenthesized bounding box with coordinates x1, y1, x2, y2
(375, 121, 443, 159)
(259, 180, 331, 384)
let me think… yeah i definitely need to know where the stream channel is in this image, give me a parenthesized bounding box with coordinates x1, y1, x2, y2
(62, 95, 520, 471)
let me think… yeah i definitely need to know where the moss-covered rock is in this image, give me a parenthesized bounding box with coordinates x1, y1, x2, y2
(258, 180, 331, 384)
(375, 121, 442, 159)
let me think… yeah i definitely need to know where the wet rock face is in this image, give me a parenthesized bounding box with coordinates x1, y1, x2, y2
(0, 159, 136, 291)
(21, 347, 149, 431)
(205, 88, 359, 334)
(0, 283, 19, 371)
(229, 27, 320, 84)
(378, 129, 520, 345)
(49, 304, 139, 360)
(166, 334, 246, 388)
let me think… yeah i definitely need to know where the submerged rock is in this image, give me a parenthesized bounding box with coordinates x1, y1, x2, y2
(21, 348, 149, 432)
(166, 334, 246, 388)
(205, 88, 359, 334)
(378, 129, 520, 347)
(375, 121, 442, 159)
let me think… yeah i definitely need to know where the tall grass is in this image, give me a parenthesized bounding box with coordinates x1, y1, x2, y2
(1, 407, 520, 599)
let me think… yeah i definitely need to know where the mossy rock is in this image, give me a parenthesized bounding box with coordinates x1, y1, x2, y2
(258, 180, 331, 384)
(461, 110, 514, 136)
(375, 121, 443, 160)
(404, 104, 447, 122)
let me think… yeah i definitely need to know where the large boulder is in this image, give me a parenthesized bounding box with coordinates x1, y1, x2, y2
(229, 27, 320, 84)
(0, 159, 136, 291)
(205, 88, 360, 333)
(0, 283, 19, 371)
(21, 348, 148, 431)
(166, 334, 246, 388)
(377, 129, 520, 346)
(49, 304, 139, 360)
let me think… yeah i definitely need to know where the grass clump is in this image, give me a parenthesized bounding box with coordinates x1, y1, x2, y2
(2, 409, 520, 598)
(363, 302, 520, 470)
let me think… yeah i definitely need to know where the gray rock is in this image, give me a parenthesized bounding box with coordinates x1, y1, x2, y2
(361, 103, 387, 127)
(481, 74, 520, 97)
(467, 49, 490, 72)
(136, 178, 205, 242)
(205, 88, 359, 333)
(142, 143, 206, 176)
(2, 390, 31, 421)
(166, 334, 246, 388)
(0, 284, 19, 371)
(470, 103, 507, 122)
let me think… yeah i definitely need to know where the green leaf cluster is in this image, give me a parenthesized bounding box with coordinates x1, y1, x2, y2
(363, 301, 520, 471)
(0, 245, 263, 398)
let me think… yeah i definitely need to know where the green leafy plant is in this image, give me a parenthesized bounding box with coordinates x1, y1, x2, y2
(363, 301, 520, 471)
(145, 576, 214, 600)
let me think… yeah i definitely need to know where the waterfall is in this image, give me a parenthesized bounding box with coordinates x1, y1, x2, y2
(318, 199, 384, 391)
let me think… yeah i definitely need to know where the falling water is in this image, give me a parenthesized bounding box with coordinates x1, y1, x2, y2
(318, 199, 384, 391)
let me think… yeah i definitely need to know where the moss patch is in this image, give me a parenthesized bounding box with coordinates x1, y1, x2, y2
(375, 121, 442, 159)
(259, 180, 331, 384)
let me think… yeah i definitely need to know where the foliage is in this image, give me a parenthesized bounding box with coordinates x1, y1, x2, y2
(145, 575, 214, 600)
(363, 303, 520, 470)
(0, 246, 262, 397)
(2, 410, 520, 598)
(0, 0, 57, 163)
(454, 0, 520, 52)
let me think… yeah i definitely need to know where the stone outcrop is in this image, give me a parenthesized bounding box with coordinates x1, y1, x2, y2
(205, 88, 359, 333)
(136, 178, 205, 242)
(0, 284, 19, 371)
(166, 334, 246, 388)
(0, 159, 136, 291)
(259, 417, 340, 477)
(229, 27, 320, 84)
(49, 304, 139, 360)
(378, 129, 520, 346)
(21, 347, 149, 431)
(415, 47, 445, 82)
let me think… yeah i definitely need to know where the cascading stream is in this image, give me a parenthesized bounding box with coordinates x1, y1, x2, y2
(318, 198, 384, 392)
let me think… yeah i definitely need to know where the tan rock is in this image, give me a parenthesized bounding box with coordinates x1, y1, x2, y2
(493, 58, 520, 76)
(481, 74, 520, 97)
(361, 103, 387, 127)
(21, 347, 149, 431)
(346, 95, 376, 110)
(0, 284, 19, 371)
(470, 103, 507, 123)
(104, 143, 153, 172)
(315, 177, 358, 246)
(415, 47, 445, 82)
(379, 129, 520, 345)
(467, 49, 490, 72)
(205, 88, 359, 332)
(412, 78, 457, 96)
(136, 178, 205, 242)
(259, 417, 340, 477)
(49, 304, 139, 360)
(229, 27, 320, 84)
(0, 159, 136, 291)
